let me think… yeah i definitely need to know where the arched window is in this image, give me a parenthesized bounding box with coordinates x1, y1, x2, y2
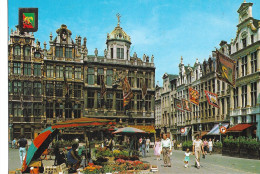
(24, 46, 31, 60)
(14, 45, 21, 58)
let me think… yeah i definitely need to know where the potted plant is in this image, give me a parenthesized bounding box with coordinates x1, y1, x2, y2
(239, 137, 248, 158)
(246, 138, 259, 159)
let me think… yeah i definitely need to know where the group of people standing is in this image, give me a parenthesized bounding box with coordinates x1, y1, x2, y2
(138, 137, 151, 158)
(153, 133, 213, 169)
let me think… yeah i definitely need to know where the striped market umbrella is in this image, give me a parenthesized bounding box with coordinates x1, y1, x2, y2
(112, 127, 146, 134)
(22, 127, 59, 172)
(22, 118, 116, 172)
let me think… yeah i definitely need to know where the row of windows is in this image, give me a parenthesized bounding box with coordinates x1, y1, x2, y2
(46, 65, 82, 79)
(87, 68, 152, 88)
(46, 83, 82, 98)
(87, 90, 152, 111)
(236, 52, 258, 78)
(9, 102, 42, 117)
(12, 45, 73, 59)
(9, 81, 83, 98)
(46, 103, 81, 118)
(9, 81, 42, 96)
(235, 34, 255, 51)
(10, 63, 41, 76)
(233, 82, 258, 108)
(9, 102, 82, 119)
(55, 47, 73, 58)
(233, 115, 256, 124)
(12, 45, 41, 60)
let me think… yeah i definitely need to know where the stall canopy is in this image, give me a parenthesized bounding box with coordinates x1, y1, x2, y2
(207, 123, 229, 135)
(227, 123, 253, 132)
(127, 125, 156, 133)
(193, 131, 209, 138)
(112, 127, 146, 134)
(22, 118, 116, 172)
(181, 126, 191, 136)
(52, 117, 116, 129)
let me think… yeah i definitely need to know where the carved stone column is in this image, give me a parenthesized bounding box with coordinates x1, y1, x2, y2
(134, 71, 137, 88)
(230, 87, 234, 111)
(247, 84, 251, 107)
(94, 67, 97, 86)
(94, 90, 98, 110)
(238, 58, 242, 78)
(247, 53, 251, 75)
(238, 86, 242, 108)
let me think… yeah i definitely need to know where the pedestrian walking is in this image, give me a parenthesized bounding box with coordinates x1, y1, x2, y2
(12, 138, 17, 149)
(203, 138, 208, 155)
(184, 148, 192, 168)
(108, 137, 115, 151)
(139, 137, 142, 152)
(192, 134, 205, 169)
(154, 138, 161, 160)
(17, 135, 28, 165)
(141, 137, 146, 158)
(208, 138, 213, 155)
(146, 137, 150, 153)
(160, 134, 172, 167)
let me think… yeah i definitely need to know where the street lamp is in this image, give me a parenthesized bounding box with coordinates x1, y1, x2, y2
(219, 122, 222, 143)
(199, 124, 202, 139)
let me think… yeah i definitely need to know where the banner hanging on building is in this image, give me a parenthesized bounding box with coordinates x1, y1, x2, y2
(174, 98, 184, 112)
(204, 90, 219, 108)
(182, 99, 192, 112)
(19, 8, 38, 33)
(216, 50, 236, 87)
(100, 76, 107, 99)
(122, 77, 133, 107)
(189, 88, 200, 105)
(141, 79, 147, 100)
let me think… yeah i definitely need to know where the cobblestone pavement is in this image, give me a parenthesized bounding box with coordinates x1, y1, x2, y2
(9, 148, 260, 173)
(142, 149, 260, 174)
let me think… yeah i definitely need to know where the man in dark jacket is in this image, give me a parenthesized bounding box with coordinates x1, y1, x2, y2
(17, 135, 28, 165)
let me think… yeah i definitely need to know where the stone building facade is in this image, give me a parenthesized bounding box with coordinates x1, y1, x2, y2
(229, 1, 260, 139)
(174, 54, 230, 141)
(8, 20, 155, 139)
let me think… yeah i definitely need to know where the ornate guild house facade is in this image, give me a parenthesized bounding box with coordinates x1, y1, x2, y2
(8, 18, 156, 139)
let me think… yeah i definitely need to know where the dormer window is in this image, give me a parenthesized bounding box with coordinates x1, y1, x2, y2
(34, 52, 41, 58)
(251, 35, 254, 44)
(117, 48, 124, 59)
(24, 46, 31, 61)
(236, 43, 239, 51)
(55, 46, 63, 57)
(14, 45, 21, 57)
(242, 38, 247, 48)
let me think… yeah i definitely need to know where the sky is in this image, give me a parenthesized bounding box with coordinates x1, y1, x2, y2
(7, 0, 260, 85)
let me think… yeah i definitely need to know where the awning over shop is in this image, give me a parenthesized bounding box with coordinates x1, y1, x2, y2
(227, 124, 253, 132)
(181, 126, 191, 136)
(127, 125, 156, 133)
(53, 117, 116, 129)
(207, 123, 229, 135)
(193, 131, 209, 137)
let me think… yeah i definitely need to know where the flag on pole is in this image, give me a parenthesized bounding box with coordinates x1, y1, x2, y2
(100, 76, 107, 99)
(216, 50, 236, 87)
(19, 8, 38, 32)
(122, 77, 133, 107)
(204, 90, 219, 108)
(174, 98, 184, 112)
(189, 87, 200, 105)
(141, 79, 147, 100)
(182, 99, 192, 112)
(63, 70, 69, 99)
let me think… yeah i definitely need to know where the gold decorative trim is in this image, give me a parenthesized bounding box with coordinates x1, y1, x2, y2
(247, 22, 257, 32)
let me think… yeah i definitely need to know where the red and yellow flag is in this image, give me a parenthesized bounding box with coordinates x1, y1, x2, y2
(122, 77, 133, 107)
